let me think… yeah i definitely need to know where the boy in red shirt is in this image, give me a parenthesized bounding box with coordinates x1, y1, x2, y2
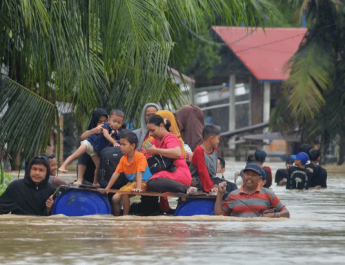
(190, 125, 237, 195)
(106, 131, 152, 216)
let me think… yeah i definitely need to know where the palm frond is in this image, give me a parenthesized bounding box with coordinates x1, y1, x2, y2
(283, 37, 335, 121)
(0, 77, 56, 160)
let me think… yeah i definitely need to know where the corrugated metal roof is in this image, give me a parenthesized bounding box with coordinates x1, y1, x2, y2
(212, 26, 307, 81)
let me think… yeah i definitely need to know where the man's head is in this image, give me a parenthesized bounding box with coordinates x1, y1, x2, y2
(246, 154, 255, 164)
(29, 156, 50, 185)
(41, 153, 57, 176)
(308, 149, 320, 162)
(298, 144, 312, 154)
(120, 130, 138, 155)
(109, 109, 124, 131)
(291, 152, 309, 167)
(242, 163, 263, 191)
(285, 157, 294, 170)
(202, 125, 221, 149)
(254, 150, 267, 164)
(217, 157, 225, 174)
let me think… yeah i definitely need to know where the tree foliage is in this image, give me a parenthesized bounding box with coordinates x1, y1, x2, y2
(0, 0, 273, 161)
(270, 0, 345, 163)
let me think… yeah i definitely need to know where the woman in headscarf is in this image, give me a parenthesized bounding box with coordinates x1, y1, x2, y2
(77, 108, 108, 185)
(0, 156, 55, 215)
(145, 115, 196, 194)
(155, 110, 186, 159)
(176, 105, 204, 151)
(133, 103, 161, 154)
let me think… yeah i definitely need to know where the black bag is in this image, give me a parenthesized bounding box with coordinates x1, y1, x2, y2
(98, 147, 128, 188)
(147, 155, 176, 175)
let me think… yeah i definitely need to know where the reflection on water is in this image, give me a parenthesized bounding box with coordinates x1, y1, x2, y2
(1, 162, 345, 265)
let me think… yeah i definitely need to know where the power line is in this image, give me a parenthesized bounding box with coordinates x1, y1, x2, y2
(184, 23, 336, 54)
(183, 23, 255, 46)
(234, 33, 305, 54)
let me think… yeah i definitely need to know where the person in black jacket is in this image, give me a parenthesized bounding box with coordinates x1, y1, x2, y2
(275, 158, 294, 186)
(306, 149, 327, 189)
(0, 156, 55, 215)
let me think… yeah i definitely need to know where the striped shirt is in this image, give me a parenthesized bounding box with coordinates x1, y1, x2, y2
(222, 185, 285, 217)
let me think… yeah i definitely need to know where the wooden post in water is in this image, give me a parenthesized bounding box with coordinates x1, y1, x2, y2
(229, 74, 236, 149)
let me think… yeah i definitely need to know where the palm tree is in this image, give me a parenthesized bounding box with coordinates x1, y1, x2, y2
(0, 0, 274, 162)
(270, 0, 345, 163)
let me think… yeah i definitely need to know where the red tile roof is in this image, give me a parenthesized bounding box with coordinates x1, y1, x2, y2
(212, 26, 307, 81)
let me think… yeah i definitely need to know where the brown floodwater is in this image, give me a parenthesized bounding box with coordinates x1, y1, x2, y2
(1, 162, 345, 264)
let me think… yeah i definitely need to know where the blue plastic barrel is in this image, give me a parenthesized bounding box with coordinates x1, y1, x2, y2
(174, 199, 215, 216)
(51, 189, 112, 216)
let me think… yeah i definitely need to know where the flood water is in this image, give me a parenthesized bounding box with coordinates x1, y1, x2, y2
(1, 161, 345, 265)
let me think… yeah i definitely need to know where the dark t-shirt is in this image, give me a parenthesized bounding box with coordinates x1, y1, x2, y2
(275, 169, 288, 183)
(306, 164, 327, 188)
(286, 166, 311, 190)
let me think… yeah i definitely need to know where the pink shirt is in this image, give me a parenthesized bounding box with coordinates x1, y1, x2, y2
(150, 133, 191, 185)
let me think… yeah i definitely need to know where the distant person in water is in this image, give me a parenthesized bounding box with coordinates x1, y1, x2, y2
(233, 154, 255, 186)
(215, 163, 290, 218)
(41, 153, 66, 188)
(59, 110, 124, 186)
(254, 150, 272, 188)
(286, 152, 311, 190)
(0, 156, 55, 216)
(306, 149, 327, 189)
(275, 158, 294, 186)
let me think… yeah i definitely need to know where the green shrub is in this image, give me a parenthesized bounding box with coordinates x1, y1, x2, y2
(0, 171, 12, 196)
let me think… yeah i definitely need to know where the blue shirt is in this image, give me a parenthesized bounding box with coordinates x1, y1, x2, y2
(87, 123, 120, 153)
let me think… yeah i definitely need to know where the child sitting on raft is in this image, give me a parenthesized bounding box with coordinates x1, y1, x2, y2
(190, 125, 237, 194)
(59, 109, 124, 186)
(105, 131, 152, 216)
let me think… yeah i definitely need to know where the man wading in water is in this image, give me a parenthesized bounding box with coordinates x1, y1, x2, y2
(214, 163, 290, 218)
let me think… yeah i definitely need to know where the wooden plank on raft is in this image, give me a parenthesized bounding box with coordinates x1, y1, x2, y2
(59, 185, 217, 199)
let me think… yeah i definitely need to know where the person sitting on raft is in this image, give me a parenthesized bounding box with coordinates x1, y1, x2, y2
(190, 125, 237, 195)
(76, 108, 109, 185)
(59, 109, 124, 186)
(0, 156, 55, 216)
(145, 114, 197, 194)
(105, 131, 152, 216)
(133, 103, 161, 155)
(215, 163, 290, 218)
(175, 105, 204, 151)
(155, 110, 187, 160)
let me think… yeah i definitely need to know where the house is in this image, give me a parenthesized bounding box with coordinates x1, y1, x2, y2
(193, 26, 307, 159)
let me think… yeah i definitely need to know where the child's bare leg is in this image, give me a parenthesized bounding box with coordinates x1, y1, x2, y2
(59, 145, 87, 173)
(112, 194, 122, 216)
(122, 195, 130, 215)
(91, 155, 100, 186)
(75, 164, 86, 185)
